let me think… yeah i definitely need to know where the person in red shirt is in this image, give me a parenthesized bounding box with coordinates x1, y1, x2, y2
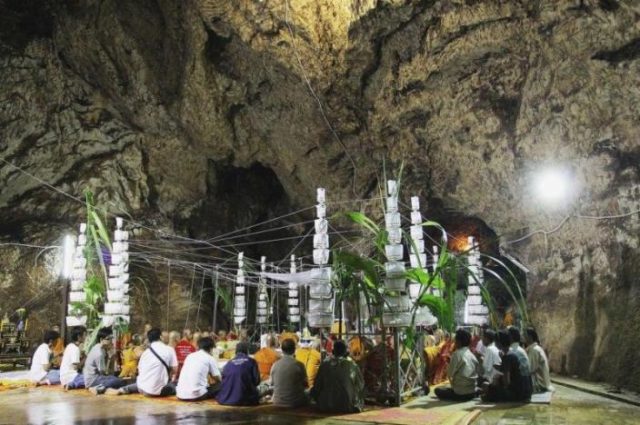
(175, 330, 196, 377)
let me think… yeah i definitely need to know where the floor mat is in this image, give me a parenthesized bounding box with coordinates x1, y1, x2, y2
(335, 405, 474, 425)
(530, 391, 553, 404)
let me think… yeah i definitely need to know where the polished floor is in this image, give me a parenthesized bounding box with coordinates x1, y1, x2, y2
(1, 383, 639, 425)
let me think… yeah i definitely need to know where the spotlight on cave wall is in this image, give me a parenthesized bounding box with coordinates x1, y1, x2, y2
(533, 167, 574, 207)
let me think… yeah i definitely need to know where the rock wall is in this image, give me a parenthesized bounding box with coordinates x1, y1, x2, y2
(1, 0, 639, 389)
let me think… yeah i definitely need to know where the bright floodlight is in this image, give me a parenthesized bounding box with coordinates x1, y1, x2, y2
(534, 168, 570, 205)
(61, 235, 75, 278)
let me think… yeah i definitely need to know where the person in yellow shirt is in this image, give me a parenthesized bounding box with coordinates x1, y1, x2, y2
(51, 325, 65, 368)
(254, 334, 280, 381)
(119, 335, 143, 378)
(295, 338, 321, 388)
(280, 328, 299, 345)
(423, 335, 439, 385)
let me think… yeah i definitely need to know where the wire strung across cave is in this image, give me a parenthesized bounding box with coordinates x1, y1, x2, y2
(2, 156, 640, 304)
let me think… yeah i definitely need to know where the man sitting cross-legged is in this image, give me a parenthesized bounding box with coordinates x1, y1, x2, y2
(85, 327, 126, 395)
(216, 342, 261, 406)
(109, 328, 178, 396)
(29, 330, 61, 386)
(434, 328, 480, 402)
(270, 338, 308, 408)
(176, 337, 222, 401)
(61, 326, 87, 390)
(311, 340, 365, 413)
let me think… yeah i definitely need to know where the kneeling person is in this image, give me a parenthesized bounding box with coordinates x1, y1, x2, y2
(177, 337, 221, 401)
(482, 330, 533, 402)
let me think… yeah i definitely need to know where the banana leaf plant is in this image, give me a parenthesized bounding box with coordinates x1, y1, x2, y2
(69, 190, 116, 352)
(405, 224, 529, 334)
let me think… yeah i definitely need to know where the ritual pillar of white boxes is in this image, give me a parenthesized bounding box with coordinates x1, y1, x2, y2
(382, 180, 411, 327)
(102, 217, 130, 327)
(288, 255, 300, 324)
(256, 256, 269, 325)
(234, 252, 246, 326)
(66, 223, 88, 327)
(308, 188, 334, 328)
(463, 236, 489, 326)
(408, 196, 426, 301)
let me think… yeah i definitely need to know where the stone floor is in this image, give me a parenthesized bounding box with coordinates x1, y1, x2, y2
(1, 382, 639, 425)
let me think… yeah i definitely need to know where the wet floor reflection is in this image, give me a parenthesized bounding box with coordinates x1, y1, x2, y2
(2, 385, 639, 425)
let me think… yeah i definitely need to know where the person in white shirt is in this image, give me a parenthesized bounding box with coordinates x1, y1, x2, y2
(478, 329, 501, 385)
(111, 328, 178, 396)
(508, 327, 529, 361)
(61, 327, 86, 390)
(525, 328, 553, 393)
(435, 328, 479, 401)
(177, 337, 221, 401)
(29, 330, 61, 385)
(475, 324, 489, 357)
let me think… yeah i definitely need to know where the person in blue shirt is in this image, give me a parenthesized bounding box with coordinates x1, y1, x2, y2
(216, 342, 260, 406)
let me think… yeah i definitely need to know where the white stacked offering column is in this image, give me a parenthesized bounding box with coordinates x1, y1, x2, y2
(256, 256, 269, 325)
(234, 252, 246, 326)
(382, 180, 411, 327)
(288, 255, 300, 323)
(66, 223, 88, 327)
(431, 245, 441, 297)
(308, 188, 333, 328)
(102, 217, 130, 327)
(408, 196, 426, 301)
(464, 236, 489, 325)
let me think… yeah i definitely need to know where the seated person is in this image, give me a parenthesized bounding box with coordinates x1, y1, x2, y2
(216, 342, 260, 406)
(482, 330, 533, 402)
(525, 328, 553, 393)
(175, 331, 197, 376)
(280, 327, 299, 345)
(29, 329, 61, 385)
(435, 328, 479, 401)
(61, 327, 86, 390)
(51, 325, 65, 368)
(112, 328, 178, 396)
(364, 335, 394, 395)
(85, 328, 126, 394)
(424, 334, 439, 385)
(295, 338, 321, 388)
(119, 334, 143, 378)
(433, 330, 454, 385)
(271, 338, 308, 407)
(311, 340, 365, 413)
(508, 326, 529, 360)
(254, 334, 280, 382)
(478, 329, 501, 385)
(176, 337, 222, 401)
(168, 331, 180, 348)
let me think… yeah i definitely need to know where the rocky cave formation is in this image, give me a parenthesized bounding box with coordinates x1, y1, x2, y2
(1, 0, 639, 390)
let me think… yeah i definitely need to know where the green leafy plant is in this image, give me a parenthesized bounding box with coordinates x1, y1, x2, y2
(68, 190, 116, 352)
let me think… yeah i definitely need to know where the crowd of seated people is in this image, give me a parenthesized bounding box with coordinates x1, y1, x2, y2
(28, 321, 552, 410)
(27, 324, 368, 413)
(433, 326, 553, 403)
